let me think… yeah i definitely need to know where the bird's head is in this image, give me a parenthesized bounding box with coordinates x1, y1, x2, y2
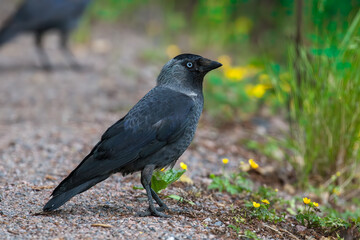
(157, 53, 222, 91)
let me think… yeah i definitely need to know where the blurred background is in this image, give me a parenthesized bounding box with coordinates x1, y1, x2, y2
(0, 0, 360, 232)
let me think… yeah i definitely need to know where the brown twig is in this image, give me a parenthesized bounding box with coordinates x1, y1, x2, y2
(262, 223, 284, 238)
(279, 227, 301, 240)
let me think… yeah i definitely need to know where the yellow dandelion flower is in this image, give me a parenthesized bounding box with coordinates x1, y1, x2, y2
(253, 201, 260, 208)
(248, 159, 259, 169)
(160, 168, 165, 172)
(245, 84, 267, 98)
(180, 162, 187, 170)
(224, 67, 247, 81)
(217, 55, 232, 69)
(303, 197, 311, 205)
(261, 199, 270, 205)
(222, 158, 229, 165)
(166, 44, 181, 59)
(252, 84, 267, 98)
(313, 202, 319, 207)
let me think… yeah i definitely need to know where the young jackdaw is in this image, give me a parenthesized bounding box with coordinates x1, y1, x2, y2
(0, 0, 91, 70)
(43, 53, 222, 217)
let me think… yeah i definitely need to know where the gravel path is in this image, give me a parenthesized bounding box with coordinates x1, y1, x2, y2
(0, 18, 244, 239)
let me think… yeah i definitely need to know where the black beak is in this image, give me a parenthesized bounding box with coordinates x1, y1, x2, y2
(199, 58, 222, 73)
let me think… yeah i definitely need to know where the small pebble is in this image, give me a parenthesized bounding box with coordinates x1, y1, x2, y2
(214, 221, 222, 226)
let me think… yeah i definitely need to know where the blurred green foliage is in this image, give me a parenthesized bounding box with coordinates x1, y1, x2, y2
(83, 0, 359, 59)
(270, 7, 360, 186)
(84, 0, 296, 58)
(89, 0, 146, 22)
(209, 172, 253, 194)
(82, 0, 360, 188)
(204, 63, 270, 122)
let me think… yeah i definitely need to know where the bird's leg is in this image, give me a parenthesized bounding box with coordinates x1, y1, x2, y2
(150, 188, 169, 212)
(139, 165, 170, 217)
(35, 32, 52, 71)
(59, 30, 81, 70)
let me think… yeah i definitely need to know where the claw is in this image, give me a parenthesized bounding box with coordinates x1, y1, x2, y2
(136, 207, 170, 217)
(156, 206, 169, 212)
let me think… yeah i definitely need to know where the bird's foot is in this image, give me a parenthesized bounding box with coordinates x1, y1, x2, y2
(136, 207, 170, 218)
(156, 205, 169, 212)
(167, 207, 189, 214)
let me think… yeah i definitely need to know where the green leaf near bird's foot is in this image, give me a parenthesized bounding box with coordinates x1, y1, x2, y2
(133, 169, 186, 193)
(151, 169, 186, 193)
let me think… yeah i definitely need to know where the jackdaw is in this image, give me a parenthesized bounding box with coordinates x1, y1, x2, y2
(0, 0, 91, 70)
(43, 53, 222, 217)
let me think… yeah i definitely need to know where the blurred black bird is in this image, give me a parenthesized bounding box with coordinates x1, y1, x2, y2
(43, 53, 222, 217)
(0, 0, 91, 70)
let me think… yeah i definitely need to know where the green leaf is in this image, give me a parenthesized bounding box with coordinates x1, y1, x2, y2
(167, 194, 195, 205)
(151, 169, 186, 193)
(162, 169, 186, 183)
(167, 194, 182, 201)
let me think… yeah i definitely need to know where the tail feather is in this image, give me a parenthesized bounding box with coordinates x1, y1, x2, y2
(43, 175, 109, 211)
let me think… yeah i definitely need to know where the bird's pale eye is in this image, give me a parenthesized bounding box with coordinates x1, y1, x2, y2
(186, 62, 193, 68)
